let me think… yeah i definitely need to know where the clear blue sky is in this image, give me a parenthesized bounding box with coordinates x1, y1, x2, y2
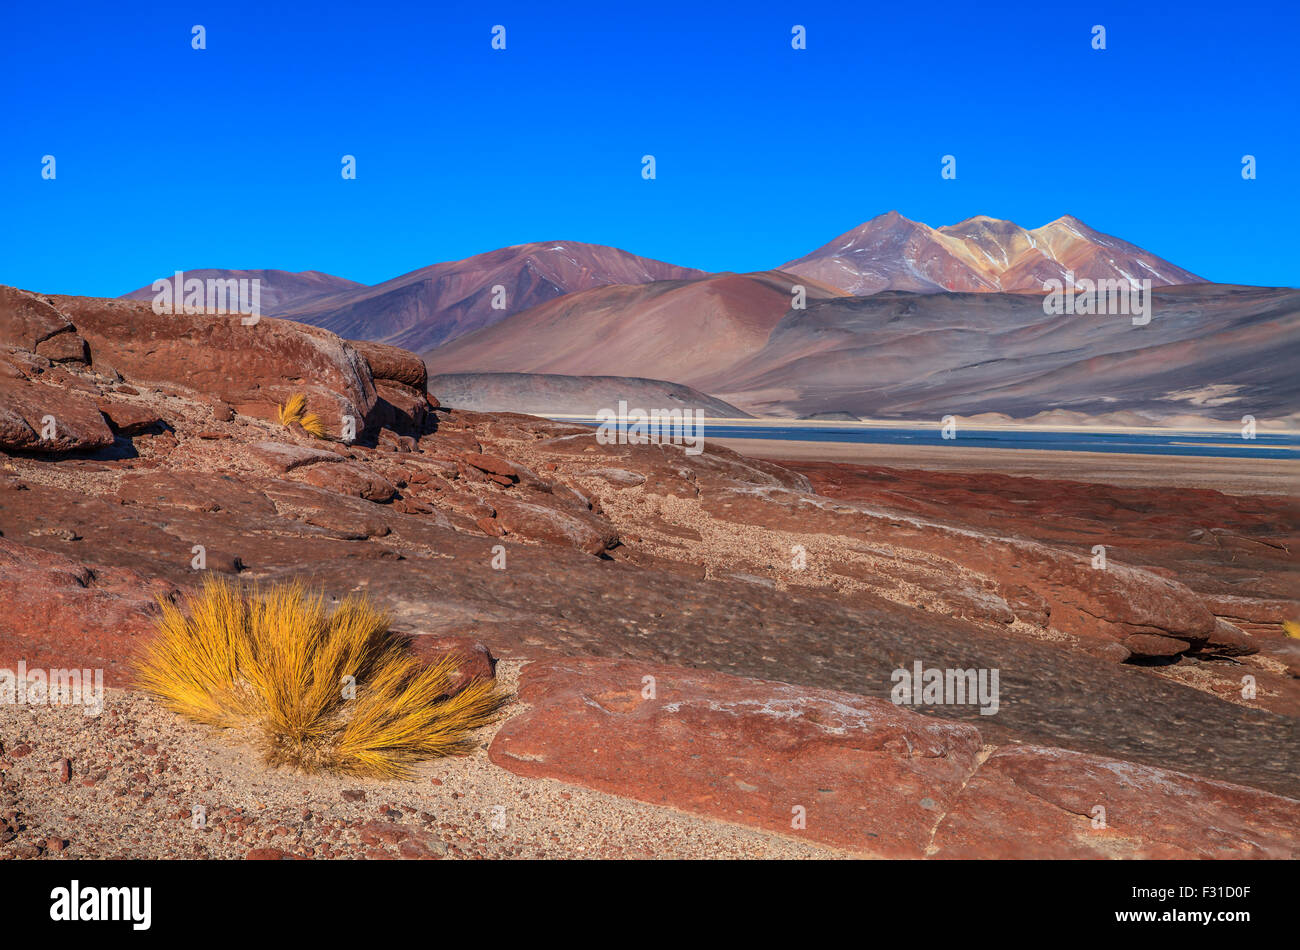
(3, 0, 1297, 296)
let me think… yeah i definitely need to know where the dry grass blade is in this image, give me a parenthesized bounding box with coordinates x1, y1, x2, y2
(299, 411, 327, 438)
(135, 577, 508, 777)
(277, 393, 308, 427)
(277, 393, 327, 438)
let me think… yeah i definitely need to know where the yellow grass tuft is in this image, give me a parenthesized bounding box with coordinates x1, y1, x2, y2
(277, 392, 327, 438)
(135, 577, 509, 777)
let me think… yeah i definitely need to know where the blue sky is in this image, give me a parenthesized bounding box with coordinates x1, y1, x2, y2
(3, 0, 1297, 296)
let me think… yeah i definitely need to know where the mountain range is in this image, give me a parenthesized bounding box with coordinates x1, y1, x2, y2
(125, 242, 704, 354)
(122, 212, 1199, 349)
(121, 213, 1299, 422)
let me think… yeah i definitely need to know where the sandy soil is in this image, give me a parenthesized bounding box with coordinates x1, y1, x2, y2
(0, 661, 843, 860)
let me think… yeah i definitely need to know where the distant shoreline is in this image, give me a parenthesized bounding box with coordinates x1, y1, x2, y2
(545, 413, 1300, 437)
(719, 438, 1300, 496)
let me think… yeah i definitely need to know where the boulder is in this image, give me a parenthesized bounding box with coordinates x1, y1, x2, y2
(407, 635, 497, 696)
(373, 380, 429, 434)
(349, 339, 427, 391)
(95, 399, 164, 435)
(462, 452, 548, 490)
(0, 286, 74, 350)
(1201, 618, 1260, 656)
(35, 330, 89, 364)
(490, 496, 618, 556)
(0, 362, 115, 453)
(298, 460, 397, 502)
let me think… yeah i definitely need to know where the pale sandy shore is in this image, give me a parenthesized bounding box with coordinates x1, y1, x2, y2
(548, 413, 1300, 436)
(712, 438, 1300, 496)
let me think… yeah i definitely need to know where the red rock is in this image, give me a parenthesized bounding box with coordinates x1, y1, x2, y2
(490, 657, 984, 857)
(298, 460, 397, 502)
(408, 635, 496, 695)
(0, 286, 75, 349)
(465, 453, 549, 490)
(245, 847, 305, 860)
(1123, 633, 1192, 657)
(929, 745, 1300, 859)
(247, 441, 344, 473)
(491, 496, 618, 556)
(0, 360, 115, 453)
(462, 453, 516, 478)
(47, 294, 379, 434)
(1201, 618, 1261, 655)
(358, 821, 409, 845)
(0, 538, 175, 687)
(701, 482, 1217, 652)
(372, 380, 428, 433)
(1200, 595, 1297, 625)
(95, 399, 163, 435)
(116, 470, 278, 519)
(349, 339, 428, 391)
(587, 467, 646, 488)
(35, 330, 89, 364)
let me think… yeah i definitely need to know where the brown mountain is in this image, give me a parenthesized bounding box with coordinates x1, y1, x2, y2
(706, 284, 1300, 420)
(123, 243, 702, 355)
(780, 211, 1203, 295)
(422, 270, 844, 386)
(279, 241, 704, 354)
(122, 269, 364, 313)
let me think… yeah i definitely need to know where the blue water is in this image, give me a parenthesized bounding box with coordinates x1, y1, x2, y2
(565, 421, 1300, 460)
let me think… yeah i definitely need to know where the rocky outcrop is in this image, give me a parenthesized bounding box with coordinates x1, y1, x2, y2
(40, 292, 380, 436)
(0, 361, 115, 453)
(349, 339, 428, 392)
(349, 338, 433, 436)
(491, 657, 1300, 858)
(0, 286, 76, 350)
(0, 537, 176, 686)
(488, 495, 618, 556)
(490, 657, 984, 857)
(929, 745, 1300, 859)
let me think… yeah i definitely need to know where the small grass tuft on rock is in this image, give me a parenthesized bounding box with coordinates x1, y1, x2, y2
(277, 393, 327, 438)
(136, 577, 509, 777)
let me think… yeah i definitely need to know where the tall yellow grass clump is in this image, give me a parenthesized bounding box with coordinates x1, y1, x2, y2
(277, 393, 327, 438)
(136, 577, 508, 777)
